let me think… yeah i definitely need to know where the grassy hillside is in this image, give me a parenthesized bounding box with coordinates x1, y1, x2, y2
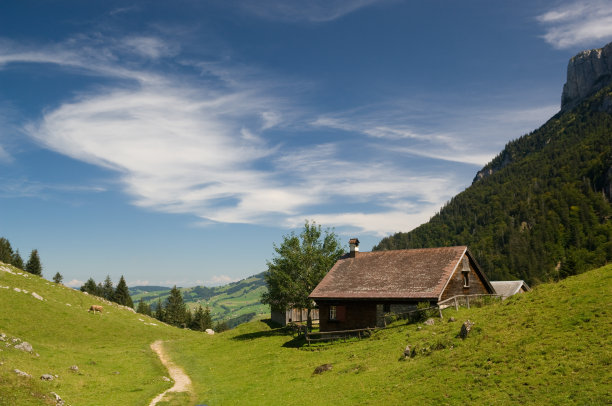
(130, 272, 269, 326)
(374, 84, 612, 284)
(168, 264, 611, 405)
(2, 260, 610, 405)
(0, 262, 199, 405)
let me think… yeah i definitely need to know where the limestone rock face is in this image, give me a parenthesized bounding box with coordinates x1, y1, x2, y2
(562, 42, 612, 111)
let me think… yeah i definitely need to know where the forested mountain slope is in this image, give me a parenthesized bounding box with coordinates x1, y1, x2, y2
(375, 83, 612, 284)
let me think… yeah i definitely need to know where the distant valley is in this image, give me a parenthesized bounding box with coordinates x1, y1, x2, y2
(129, 272, 269, 328)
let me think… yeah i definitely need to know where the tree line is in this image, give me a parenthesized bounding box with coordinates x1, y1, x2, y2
(80, 275, 134, 308)
(0, 237, 43, 276)
(137, 286, 228, 333)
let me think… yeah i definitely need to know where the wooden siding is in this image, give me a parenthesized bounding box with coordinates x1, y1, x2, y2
(440, 257, 489, 301)
(318, 301, 378, 332)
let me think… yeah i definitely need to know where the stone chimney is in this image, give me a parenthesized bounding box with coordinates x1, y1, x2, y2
(349, 238, 360, 258)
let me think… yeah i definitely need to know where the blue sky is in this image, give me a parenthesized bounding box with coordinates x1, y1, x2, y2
(1, 0, 611, 288)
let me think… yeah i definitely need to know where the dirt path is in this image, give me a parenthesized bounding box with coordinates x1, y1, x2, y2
(149, 340, 193, 406)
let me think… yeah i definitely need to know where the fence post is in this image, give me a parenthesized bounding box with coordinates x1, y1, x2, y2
(467, 296, 470, 309)
(438, 306, 443, 319)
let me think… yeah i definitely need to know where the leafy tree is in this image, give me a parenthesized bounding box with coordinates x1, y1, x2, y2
(102, 275, 114, 301)
(165, 286, 187, 327)
(0, 238, 14, 264)
(12, 250, 24, 270)
(113, 276, 134, 308)
(261, 220, 344, 330)
(136, 299, 152, 316)
(52, 272, 63, 284)
(25, 249, 42, 276)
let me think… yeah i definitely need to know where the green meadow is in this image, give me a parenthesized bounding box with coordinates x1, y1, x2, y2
(1, 262, 611, 405)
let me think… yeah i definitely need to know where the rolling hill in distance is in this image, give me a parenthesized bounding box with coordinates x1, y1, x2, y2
(129, 272, 269, 328)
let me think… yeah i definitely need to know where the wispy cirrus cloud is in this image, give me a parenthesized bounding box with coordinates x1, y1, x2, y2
(1, 30, 554, 238)
(236, 0, 387, 23)
(1, 35, 461, 236)
(537, 0, 612, 48)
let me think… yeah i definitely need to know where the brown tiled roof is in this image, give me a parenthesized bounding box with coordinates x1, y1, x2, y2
(309, 246, 468, 300)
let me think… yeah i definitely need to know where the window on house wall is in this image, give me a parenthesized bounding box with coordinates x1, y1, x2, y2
(329, 305, 337, 320)
(463, 271, 469, 287)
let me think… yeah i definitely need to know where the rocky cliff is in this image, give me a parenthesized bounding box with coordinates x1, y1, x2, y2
(561, 41, 612, 111)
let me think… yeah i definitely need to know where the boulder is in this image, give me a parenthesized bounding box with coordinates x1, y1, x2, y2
(40, 374, 54, 381)
(205, 329, 215, 335)
(313, 363, 333, 374)
(459, 320, 474, 339)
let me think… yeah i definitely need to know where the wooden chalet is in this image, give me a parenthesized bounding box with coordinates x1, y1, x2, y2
(309, 239, 494, 332)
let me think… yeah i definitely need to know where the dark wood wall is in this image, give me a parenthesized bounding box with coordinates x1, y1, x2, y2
(440, 258, 490, 300)
(317, 300, 378, 332)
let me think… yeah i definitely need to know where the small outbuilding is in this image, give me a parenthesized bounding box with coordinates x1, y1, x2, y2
(270, 307, 319, 327)
(490, 280, 531, 299)
(309, 240, 495, 332)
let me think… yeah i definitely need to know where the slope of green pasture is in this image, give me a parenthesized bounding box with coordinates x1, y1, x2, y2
(0, 262, 198, 406)
(168, 264, 612, 405)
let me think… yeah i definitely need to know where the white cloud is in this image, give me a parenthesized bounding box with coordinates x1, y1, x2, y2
(66, 279, 84, 288)
(537, 0, 612, 48)
(237, 0, 386, 23)
(1, 33, 552, 239)
(207, 275, 240, 285)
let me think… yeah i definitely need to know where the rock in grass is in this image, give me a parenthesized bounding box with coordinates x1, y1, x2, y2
(403, 345, 413, 359)
(459, 320, 474, 339)
(313, 364, 333, 374)
(205, 328, 215, 335)
(448, 317, 456, 322)
(424, 318, 435, 326)
(14, 341, 33, 352)
(69, 365, 79, 372)
(40, 374, 54, 381)
(50, 392, 65, 405)
(14, 369, 31, 378)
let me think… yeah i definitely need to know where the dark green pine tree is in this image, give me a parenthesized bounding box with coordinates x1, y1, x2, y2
(136, 299, 152, 316)
(102, 275, 114, 301)
(80, 278, 98, 295)
(164, 286, 187, 328)
(190, 305, 213, 331)
(12, 250, 24, 270)
(113, 276, 134, 308)
(0, 238, 14, 264)
(52, 272, 63, 284)
(154, 298, 165, 322)
(25, 249, 42, 276)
